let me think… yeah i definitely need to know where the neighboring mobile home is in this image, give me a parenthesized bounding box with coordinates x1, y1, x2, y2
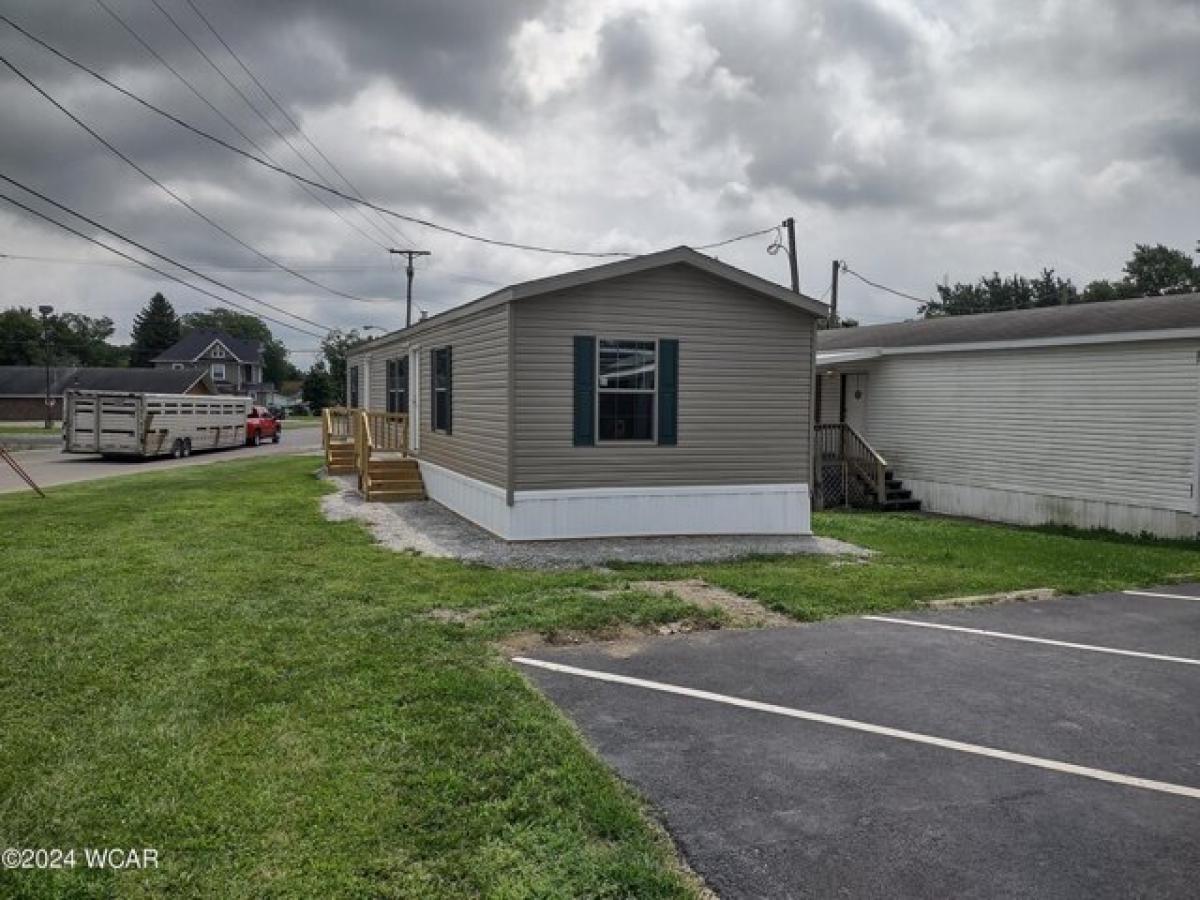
(816, 293, 1200, 538)
(345, 246, 828, 540)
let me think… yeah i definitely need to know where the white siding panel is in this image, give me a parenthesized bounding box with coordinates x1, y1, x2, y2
(861, 340, 1200, 515)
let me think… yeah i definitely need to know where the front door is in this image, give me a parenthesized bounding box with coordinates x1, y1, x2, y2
(842, 372, 869, 436)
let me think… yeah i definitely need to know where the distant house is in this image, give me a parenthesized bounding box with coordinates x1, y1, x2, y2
(0, 366, 212, 421)
(816, 293, 1200, 538)
(152, 330, 272, 402)
(344, 246, 829, 540)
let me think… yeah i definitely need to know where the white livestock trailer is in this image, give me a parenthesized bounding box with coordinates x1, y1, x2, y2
(63, 390, 251, 458)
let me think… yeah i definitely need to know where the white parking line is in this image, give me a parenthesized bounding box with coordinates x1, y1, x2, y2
(514, 657, 1200, 800)
(861, 616, 1200, 666)
(1124, 590, 1200, 601)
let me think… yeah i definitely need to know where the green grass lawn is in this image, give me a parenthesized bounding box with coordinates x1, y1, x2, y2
(1, 457, 1196, 897)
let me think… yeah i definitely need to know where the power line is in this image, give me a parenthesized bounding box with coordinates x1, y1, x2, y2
(0, 251, 503, 285)
(2, 172, 336, 332)
(694, 225, 778, 252)
(144, 0, 398, 249)
(1, 15, 776, 261)
(0, 192, 324, 338)
(89, 0, 391, 252)
(1, 52, 375, 311)
(178, 0, 412, 248)
(840, 262, 927, 305)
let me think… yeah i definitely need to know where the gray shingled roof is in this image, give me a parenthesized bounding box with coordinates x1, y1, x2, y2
(0, 366, 210, 396)
(818, 292, 1200, 351)
(151, 330, 263, 363)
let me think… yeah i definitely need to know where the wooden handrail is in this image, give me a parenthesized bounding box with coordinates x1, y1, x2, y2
(814, 422, 888, 507)
(352, 409, 409, 491)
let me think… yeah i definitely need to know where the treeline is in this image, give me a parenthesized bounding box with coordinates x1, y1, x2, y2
(0, 292, 300, 384)
(921, 243, 1199, 317)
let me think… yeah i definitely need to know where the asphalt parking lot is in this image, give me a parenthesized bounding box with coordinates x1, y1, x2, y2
(518, 585, 1200, 899)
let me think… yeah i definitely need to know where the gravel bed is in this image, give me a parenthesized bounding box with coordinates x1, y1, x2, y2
(320, 474, 865, 569)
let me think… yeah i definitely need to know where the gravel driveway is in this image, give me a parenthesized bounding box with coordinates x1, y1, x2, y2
(319, 474, 863, 569)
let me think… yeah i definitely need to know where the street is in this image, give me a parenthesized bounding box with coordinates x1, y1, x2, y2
(0, 429, 321, 494)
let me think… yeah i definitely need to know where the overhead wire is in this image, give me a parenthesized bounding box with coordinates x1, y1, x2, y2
(178, 0, 413, 247)
(88, 0, 390, 252)
(0, 192, 325, 338)
(2, 172, 337, 332)
(1, 53, 376, 312)
(142, 0, 398, 249)
(839, 262, 927, 305)
(1, 15, 778, 261)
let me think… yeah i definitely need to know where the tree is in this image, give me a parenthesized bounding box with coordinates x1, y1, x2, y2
(129, 293, 181, 367)
(179, 309, 295, 384)
(301, 361, 336, 411)
(921, 269, 1077, 318)
(0, 306, 126, 366)
(320, 329, 363, 404)
(1120, 243, 1199, 296)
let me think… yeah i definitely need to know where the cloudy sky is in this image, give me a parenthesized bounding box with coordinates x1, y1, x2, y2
(2, 0, 1197, 363)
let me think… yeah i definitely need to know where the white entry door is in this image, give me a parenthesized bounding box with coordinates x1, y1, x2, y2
(843, 372, 869, 436)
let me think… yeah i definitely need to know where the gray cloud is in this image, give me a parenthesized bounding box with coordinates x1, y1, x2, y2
(2, 0, 1198, 352)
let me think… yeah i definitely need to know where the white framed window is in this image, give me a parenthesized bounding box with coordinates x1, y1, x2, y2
(386, 357, 409, 414)
(349, 365, 360, 408)
(431, 347, 451, 433)
(210, 344, 226, 358)
(171, 363, 184, 371)
(211, 363, 226, 381)
(597, 339, 656, 441)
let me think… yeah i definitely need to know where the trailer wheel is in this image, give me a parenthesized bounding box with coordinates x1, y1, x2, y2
(171, 439, 184, 459)
(182, 439, 192, 457)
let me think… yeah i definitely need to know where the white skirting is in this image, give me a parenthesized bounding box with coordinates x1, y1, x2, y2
(417, 460, 812, 540)
(904, 477, 1199, 540)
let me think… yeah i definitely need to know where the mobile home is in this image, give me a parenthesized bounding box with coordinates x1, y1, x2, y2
(344, 246, 828, 540)
(816, 293, 1200, 538)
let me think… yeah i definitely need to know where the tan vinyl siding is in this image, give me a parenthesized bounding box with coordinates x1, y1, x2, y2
(512, 264, 814, 490)
(416, 304, 510, 488)
(858, 339, 1200, 513)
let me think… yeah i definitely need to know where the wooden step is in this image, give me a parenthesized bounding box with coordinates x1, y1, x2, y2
(369, 458, 419, 471)
(369, 476, 424, 490)
(881, 498, 922, 512)
(327, 465, 355, 475)
(367, 487, 426, 502)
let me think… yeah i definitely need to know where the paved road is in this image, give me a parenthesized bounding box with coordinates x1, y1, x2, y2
(0, 428, 321, 494)
(519, 587, 1200, 899)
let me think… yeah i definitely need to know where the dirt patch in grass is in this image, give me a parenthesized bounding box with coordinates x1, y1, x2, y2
(497, 579, 791, 657)
(630, 579, 794, 627)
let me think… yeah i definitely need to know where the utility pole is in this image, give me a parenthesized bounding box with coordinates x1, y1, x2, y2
(781, 217, 799, 293)
(829, 260, 840, 327)
(38, 304, 53, 429)
(388, 249, 431, 327)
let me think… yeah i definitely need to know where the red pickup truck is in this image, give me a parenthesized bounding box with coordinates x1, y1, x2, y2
(245, 406, 281, 446)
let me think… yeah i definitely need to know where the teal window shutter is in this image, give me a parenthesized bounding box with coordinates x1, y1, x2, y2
(444, 347, 452, 434)
(658, 339, 678, 446)
(573, 336, 595, 446)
